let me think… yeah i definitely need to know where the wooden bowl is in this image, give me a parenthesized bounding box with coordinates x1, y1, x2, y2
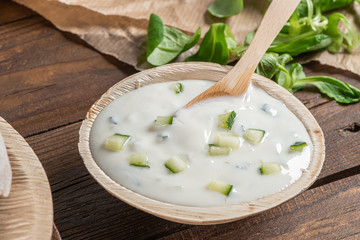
(79, 62, 325, 225)
(0, 117, 53, 239)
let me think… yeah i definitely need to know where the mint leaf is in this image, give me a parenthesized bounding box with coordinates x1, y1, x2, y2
(293, 76, 360, 104)
(146, 14, 201, 66)
(208, 0, 243, 18)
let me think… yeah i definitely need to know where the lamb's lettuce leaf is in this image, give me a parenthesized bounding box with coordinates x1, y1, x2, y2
(208, 0, 243, 18)
(146, 14, 201, 66)
(186, 23, 236, 65)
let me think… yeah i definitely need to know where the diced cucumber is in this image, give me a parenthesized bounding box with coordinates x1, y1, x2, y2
(104, 134, 130, 151)
(128, 153, 150, 168)
(216, 133, 240, 149)
(290, 142, 308, 152)
(154, 116, 173, 127)
(170, 82, 183, 94)
(244, 129, 265, 144)
(218, 111, 237, 130)
(209, 144, 231, 156)
(208, 179, 233, 196)
(260, 162, 281, 175)
(165, 156, 187, 173)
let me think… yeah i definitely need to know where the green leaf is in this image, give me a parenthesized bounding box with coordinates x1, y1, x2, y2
(244, 30, 255, 45)
(186, 23, 235, 65)
(273, 54, 294, 91)
(268, 34, 333, 56)
(147, 14, 164, 57)
(293, 76, 360, 104)
(256, 53, 279, 79)
(146, 14, 201, 66)
(289, 63, 306, 81)
(325, 13, 360, 52)
(275, 63, 293, 91)
(314, 0, 354, 12)
(208, 0, 243, 18)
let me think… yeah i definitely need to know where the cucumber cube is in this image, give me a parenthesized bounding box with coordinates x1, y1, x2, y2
(209, 145, 231, 156)
(104, 134, 130, 151)
(290, 142, 308, 152)
(260, 162, 281, 175)
(208, 179, 233, 196)
(170, 82, 183, 94)
(128, 153, 150, 168)
(165, 156, 187, 173)
(216, 133, 240, 149)
(155, 116, 173, 127)
(218, 111, 237, 130)
(244, 129, 265, 144)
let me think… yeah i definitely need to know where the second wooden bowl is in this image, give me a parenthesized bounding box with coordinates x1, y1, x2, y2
(78, 62, 325, 225)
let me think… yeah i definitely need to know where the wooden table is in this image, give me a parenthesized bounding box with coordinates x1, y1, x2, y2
(1, 1, 359, 239)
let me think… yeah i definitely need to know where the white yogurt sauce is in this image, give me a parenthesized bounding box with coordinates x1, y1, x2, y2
(90, 80, 312, 206)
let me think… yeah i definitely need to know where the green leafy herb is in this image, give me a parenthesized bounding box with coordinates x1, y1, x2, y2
(325, 13, 360, 52)
(256, 53, 279, 79)
(314, 0, 355, 12)
(186, 23, 236, 65)
(293, 76, 360, 104)
(146, 14, 201, 66)
(208, 0, 243, 18)
(268, 34, 333, 56)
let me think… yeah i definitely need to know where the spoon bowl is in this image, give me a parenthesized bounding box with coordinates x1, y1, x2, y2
(79, 62, 325, 225)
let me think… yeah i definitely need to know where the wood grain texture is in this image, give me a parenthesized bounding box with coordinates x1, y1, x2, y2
(0, 0, 35, 25)
(0, 117, 53, 240)
(0, 15, 137, 137)
(160, 174, 360, 240)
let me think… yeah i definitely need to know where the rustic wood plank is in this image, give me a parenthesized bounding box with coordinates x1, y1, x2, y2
(0, 1, 35, 25)
(0, 16, 137, 137)
(160, 174, 360, 240)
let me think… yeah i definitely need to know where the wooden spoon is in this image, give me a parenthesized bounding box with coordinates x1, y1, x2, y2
(185, 0, 301, 108)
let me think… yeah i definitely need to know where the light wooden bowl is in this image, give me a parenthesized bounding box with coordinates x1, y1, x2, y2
(79, 62, 325, 225)
(0, 117, 53, 239)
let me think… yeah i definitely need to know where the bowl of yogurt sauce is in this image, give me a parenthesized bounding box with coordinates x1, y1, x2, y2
(79, 62, 325, 224)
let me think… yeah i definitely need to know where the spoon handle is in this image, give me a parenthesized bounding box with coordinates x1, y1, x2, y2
(185, 0, 301, 107)
(223, 0, 301, 94)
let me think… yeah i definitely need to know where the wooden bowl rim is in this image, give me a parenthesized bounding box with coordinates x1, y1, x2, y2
(79, 62, 325, 225)
(0, 117, 53, 238)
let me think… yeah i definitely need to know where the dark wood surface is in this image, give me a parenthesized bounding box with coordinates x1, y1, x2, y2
(1, 1, 359, 239)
